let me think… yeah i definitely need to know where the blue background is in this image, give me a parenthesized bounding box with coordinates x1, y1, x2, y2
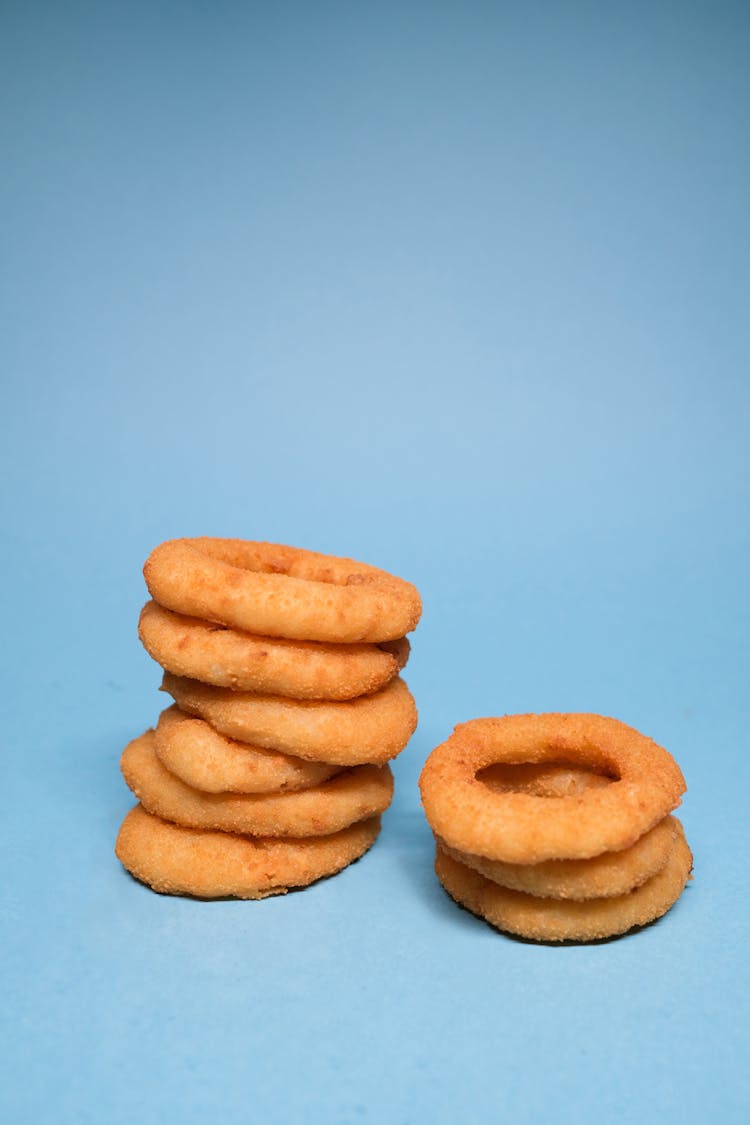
(2, 1, 748, 1121)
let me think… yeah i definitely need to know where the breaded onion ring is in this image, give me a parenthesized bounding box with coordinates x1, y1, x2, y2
(154, 706, 340, 794)
(434, 826, 693, 942)
(144, 538, 422, 642)
(121, 730, 394, 836)
(419, 714, 686, 864)
(116, 804, 381, 899)
(138, 600, 409, 700)
(162, 672, 418, 767)
(438, 816, 680, 901)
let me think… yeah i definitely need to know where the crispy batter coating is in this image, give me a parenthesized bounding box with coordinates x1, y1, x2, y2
(139, 600, 410, 700)
(144, 538, 422, 642)
(434, 825, 692, 942)
(162, 672, 418, 767)
(116, 804, 381, 899)
(154, 706, 341, 794)
(121, 730, 394, 836)
(438, 815, 679, 900)
(419, 714, 686, 863)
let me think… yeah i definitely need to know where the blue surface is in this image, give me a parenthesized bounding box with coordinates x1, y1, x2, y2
(2, 2, 749, 1122)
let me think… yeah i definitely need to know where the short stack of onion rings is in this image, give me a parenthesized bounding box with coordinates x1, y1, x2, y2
(419, 714, 692, 942)
(115, 538, 421, 899)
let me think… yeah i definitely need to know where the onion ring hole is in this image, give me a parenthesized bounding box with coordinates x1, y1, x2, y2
(476, 760, 619, 799)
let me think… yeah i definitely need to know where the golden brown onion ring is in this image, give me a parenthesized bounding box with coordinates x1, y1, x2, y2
(138, 600, 410, 700)
(419, 714, 686, 864)
(153, 706, 340, 794)
(434, 826, 692, 942)
(162, 672, 418, 767)
(116, 804, 381, 899)
(438, 815, 680, 901)
(143, 538, 422, 642)
(121, 730, 394, 836)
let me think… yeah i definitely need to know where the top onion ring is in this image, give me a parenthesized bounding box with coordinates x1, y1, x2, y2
(143, 538, 422, 643)
(419, 714, 686, 864)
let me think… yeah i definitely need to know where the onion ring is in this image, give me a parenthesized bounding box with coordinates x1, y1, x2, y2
(121, 730, 394, 836)
(162, 672, 418, 767)
(154, 706, 341, 794)
(143, 538, 422, 642)
(438, 815, 680, 901)
(419, 714, 686, 864)
(116, 804, 381, 899)
(138, 600, 409, 700)
(434, 826, 692, 942)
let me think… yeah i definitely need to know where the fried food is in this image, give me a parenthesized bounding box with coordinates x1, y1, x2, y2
(139, 600, 410, 700)
(154, 705, 341, 794)
(434, 825, 693, 942)
(438, 815, 680, 900)
(144, 538, 422, 642)
(116, 804, 381, 899)
(419, 714, 685, 864)
(121, 730, 394, 836)
(162, 672, 418, 767)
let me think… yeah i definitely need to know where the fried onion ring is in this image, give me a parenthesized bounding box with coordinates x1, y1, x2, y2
(121, 730, 394, 836)
(434, 826, 692, 942)
(162, 672, 418, 767)
(143, 538, 422, 642)
(154, 706, 340, 794)
(419, 714, 686, 864)
(437, 815, 680, 901)
(116, 804, 381, 899)
(139, 600, 410, 700)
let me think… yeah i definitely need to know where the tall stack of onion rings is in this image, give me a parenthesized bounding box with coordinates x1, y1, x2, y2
(115, 537, 421, 899)
(420, 714, 692, 942)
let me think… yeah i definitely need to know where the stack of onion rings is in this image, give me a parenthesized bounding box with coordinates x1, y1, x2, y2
(420, 714, 692, 942)
(116, 537, 421, 899)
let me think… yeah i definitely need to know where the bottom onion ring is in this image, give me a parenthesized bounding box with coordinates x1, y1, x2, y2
(121, 730, 394, 836)
(438, 815, 680, 901)
(116, 804, 381, 899)
(434, 826, 693, 942)
(162, 672, 418, 766)
(154, 706, 340, 794)
(419, 714, 686, 863)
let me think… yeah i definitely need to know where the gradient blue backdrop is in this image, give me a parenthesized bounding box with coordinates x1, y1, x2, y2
(2, 2, 748, 1122)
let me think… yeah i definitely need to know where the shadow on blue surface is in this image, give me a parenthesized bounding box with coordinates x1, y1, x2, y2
(385, 808, 480, 931)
